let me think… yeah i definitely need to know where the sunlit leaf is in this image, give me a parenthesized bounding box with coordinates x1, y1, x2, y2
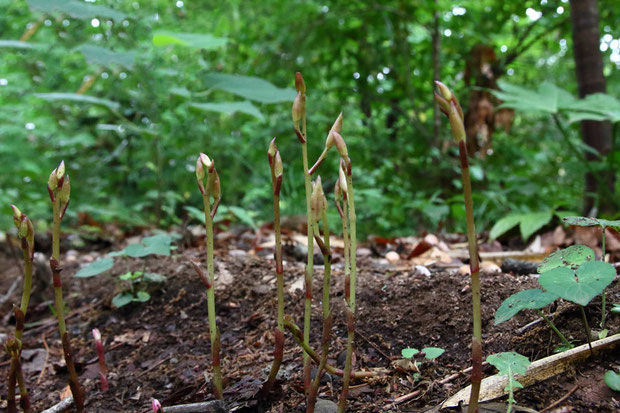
(190, 101, 264, 121)
(74, 257, 114, 278)
(538, 261, 616, 306)
(489, 214, 522, 240)
(421, 347, 445, 359)
(33, 93, 120, 111)
(605, 370, 620, 391)
(202, 73, 295, 103)
(495, 289, 558, 325)
(519, 210, 553, 240)
(487, 352, 530, 377)
(0, 40, 37, 49)
(537, 245, 595, 273)
(152, 31, 227, 49)
(401, 348, 419, 359)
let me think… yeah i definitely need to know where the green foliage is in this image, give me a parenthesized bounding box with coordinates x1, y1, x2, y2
(152, 31, 227, 49)
(538, 261, 616, 307)
(563, 216, 620, 230)
(495, 289, 558, 325)
(401, 346, 445, 360)
(487, 352, 530, 378)
(489, 210, 555, 240)
(75, 257, 114, 278)
(537, 245, 595, 273)
(605, 370, 620, 391)
(113, 271, 166, 308)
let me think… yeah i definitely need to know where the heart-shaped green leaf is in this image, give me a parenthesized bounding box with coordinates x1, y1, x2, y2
(538, 261, 616, 306)
(421, 347, 445, 359)
(494, 289, 558, 325)
(605, 370, 620, 391)
(401, 348, 419, 359)
(74, 257, 114, 278)
(537, 245, 595, 273)
(487, 352, 530, 376)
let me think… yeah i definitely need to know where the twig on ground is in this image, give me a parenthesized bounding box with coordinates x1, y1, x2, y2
(40, 396, 73, 413)
(539, 384, 578, 413)
(438, 362, 490, 385)
(391, 389, 422, 405)
(36, 332, 50, 384)
(159, 400, 228, 413)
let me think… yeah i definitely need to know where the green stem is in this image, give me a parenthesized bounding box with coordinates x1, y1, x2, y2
(535, 309, 572, 348)
(321, 212, 331, 317)
(203, 193, 223, 399)
(580, 306, 593, 355)
(301, 115, 314, 391)
(601, 227, 607, 330)
(459, 141, 482, 413)
(342, 200, 350, 305)
(338, 169, 358, 413)
(52, 200, 67, 337)
(506, 367, 514, 413)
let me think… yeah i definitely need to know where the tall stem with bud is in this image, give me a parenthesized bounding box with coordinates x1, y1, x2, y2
(293, 72, 315, 390)
(47, 161, 85, 412)
(195, 153, 223, 400)
(262, 138, 285, 394)
(307, 177, 333, 412)
(307, 115, 358, 413)
(334, 166, 350, 305)
(435, 81, 482, 412)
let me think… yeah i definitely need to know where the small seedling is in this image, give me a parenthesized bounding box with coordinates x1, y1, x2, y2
(562, 216, 620, 331)
(292, 72, 315, 390)
(486, 352, 531, 413)
(435, 81, 482, 413)
(194, 152, 223, 399)
(47, 161, 86, 412)
(604, 369, 620, 391)
(495, 289, 573, 351)
(400, 346, 445, 381)
(537, 246, 615, 352)
(262, 138, 285, 395)
(113, 271, 166, 308)
(92, 328, 109, 391)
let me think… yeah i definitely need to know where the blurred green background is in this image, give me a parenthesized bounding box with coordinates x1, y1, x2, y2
(1, 0, 618, 239)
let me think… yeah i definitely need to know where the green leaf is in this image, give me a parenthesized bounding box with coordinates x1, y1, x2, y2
(493, 81, 575, 115)
(562, 216, 600, 227)
(190, 101, 264, 121)
(228, 205, 258, 229)
(112, 292, 133, 308)
(27, 0, 126, 21)
(152, 31, 227, 50)
(596, 219, 620, 230)
(494, 289, 558, 325)
(563, 93, 620, 124)
(538, 261, 616, 306)
(75, 44, 134, 68)
(33, 93, 120, 111)
(519, 210, 553, 240)
(537, 245, 595, 273)
(202, 73, 296, 103)
(119, 272, 134, 281)
(401, 348, 419, 359)
(0, 40, 36, 49)
(605, 370, 620, 391)
(611, 304, 620, 314)
(487, 352, 530, 377)
(421, 347, 445, 359)
(142, 234, 172, 256)
(144, 272, 166, 283)
(74, 257, 114, 278)
(135, 291, 150, 302)
(489, 214, 522, 240)
(124, 243, 149, 257)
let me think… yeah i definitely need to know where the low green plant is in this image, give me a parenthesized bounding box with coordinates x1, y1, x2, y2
(612, 304, 620, 315)
(262, 138, 285, 395)
(486, 352, 531, 413)
(435, 81, 482, 413)
(194, 152, 223, 400)
(47, 161, 86, 412)
(496, 244, 616, 354)
(112, 271, 166, 308)
(401, 346, 445, 381)
(604, 369, 620, 391)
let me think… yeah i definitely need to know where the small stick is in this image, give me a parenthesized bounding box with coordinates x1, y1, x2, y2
(40, 396, 74, 413)
(37, 332, 50, 384)
(539, 383, 578, 413)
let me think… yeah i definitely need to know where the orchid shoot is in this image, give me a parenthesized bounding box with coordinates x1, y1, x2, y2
(195, 153, 223, 399)
(435, 81, 482, 413)
(47, 161, 85, 412)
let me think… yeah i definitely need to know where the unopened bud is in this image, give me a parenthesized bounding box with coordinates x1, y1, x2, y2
(435, 80, 452, 101)
(58, 175, 70, 204)
(292, 92, 305, 131)
(267, 137, 278, 167)
(448, 101, 466, 142)
(195, 156, 205, 182)
(152, 399, 162, 413)
(48, 168, 59, 192)
(200, 152, 212, 170)
(329, 130, 348, 161)
(338, 162, 348, 195)
(310, 176, 326, 223)
(10, 205, 22, 227)
(92, 328, 102, 341)
(208, 167, 221, 200)
(295, 72, 306, 94)
(331, 112, 343, 134)
(273, 151, 283, 178)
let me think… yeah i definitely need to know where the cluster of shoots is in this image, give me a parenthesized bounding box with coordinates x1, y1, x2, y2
(47, 161, 86, 412)
(6, 206, 34, 413)
(435, 81, 482, 412)
(193, 153, 223, 399)
(92, 328, 109, 391)
(262, 139, 285, 395)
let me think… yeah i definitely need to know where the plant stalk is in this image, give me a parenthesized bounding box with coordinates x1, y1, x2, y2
(579, 306, 593, 355)
(600, 227, 607, 330)
(535, 309, 572, 348)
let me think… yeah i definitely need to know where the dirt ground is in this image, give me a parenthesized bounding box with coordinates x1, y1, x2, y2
(1, 228, 619, 412)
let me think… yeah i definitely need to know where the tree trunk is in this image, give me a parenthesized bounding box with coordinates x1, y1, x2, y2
(569, 0, 614, 215)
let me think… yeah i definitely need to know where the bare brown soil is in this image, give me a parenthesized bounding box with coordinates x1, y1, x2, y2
(1, 232, 619, 412)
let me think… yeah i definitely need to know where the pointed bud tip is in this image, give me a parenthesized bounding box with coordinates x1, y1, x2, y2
(10, 204, 21, 218)
(435, 81, 452, 100)
(199, 153, 212, 168)
(92, 328, 101, 341)
(295, 72, 306, 94)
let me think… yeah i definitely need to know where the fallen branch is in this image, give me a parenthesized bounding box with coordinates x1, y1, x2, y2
(41, 396, 73, 413)
(161, 400, 228, 413)
(442, 333, 620, 408)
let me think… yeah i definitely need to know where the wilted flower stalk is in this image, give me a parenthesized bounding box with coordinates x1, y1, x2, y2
(195, 153, 223, 399)
(47, 161, 86, 412)
(262, 138, 285, 394)
(292, 72, 315, 390)
(435, 81, 482, 412)
(92, 329, 108, 391)
(307, 177, 334, 413)
(307, 115, 358, 413)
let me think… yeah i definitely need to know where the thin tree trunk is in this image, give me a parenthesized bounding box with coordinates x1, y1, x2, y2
(432, 0, 441, 147)
(569, 0, 614, 215)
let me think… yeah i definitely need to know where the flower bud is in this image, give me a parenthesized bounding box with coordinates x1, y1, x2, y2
(338, 162, 348, 196)
(273, 151, 283, 179)
(292, 92, 305, 131)
(328, 130, 348, 161)
(267, 137, 278, 167)
(207, 167, 221, 201)
(195, 156, 205, 182)
(448, 101, 466, 142)
(152, 399, 162, 413)
(435, 80, 452, 101)
(295, 72, 306, 95)
(48, 168, 59, 192)
(58, 175, 70, 204)
(310, 176, 326, 223)
(331, 112, 343, 134)
(10, 205, 22, 228)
